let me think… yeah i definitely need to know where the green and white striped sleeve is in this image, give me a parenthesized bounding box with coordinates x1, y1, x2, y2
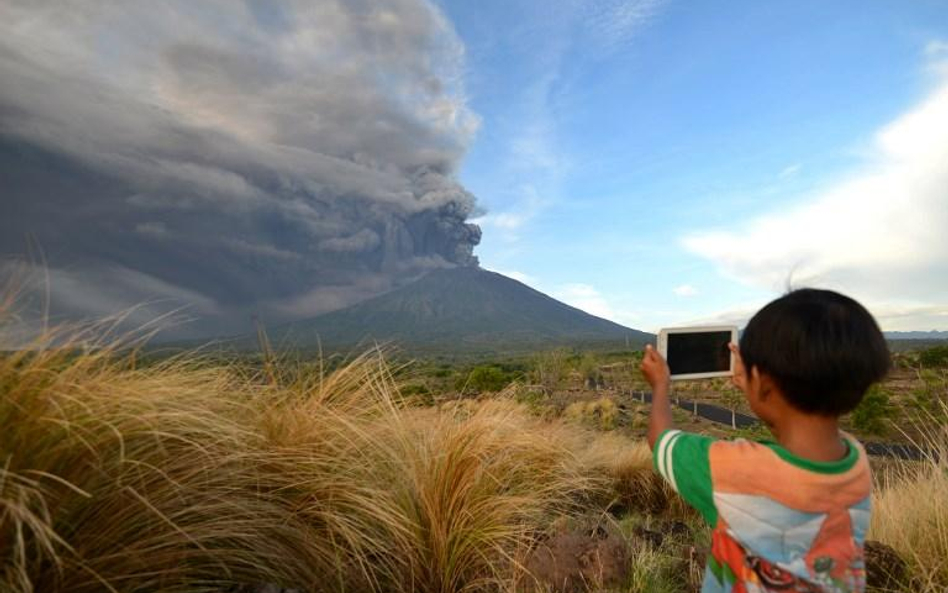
(652, 429, 718, 525)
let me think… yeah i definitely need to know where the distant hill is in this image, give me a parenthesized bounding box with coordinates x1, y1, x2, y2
(884, 330, 948, 341)
(253, 267, 653, 355)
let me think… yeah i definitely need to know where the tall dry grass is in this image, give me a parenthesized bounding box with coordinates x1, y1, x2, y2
(869, 401, 948, 592)
(7, 297, 946, 593)
(0, 310, 609, 592)
(0, 323, 323, 592)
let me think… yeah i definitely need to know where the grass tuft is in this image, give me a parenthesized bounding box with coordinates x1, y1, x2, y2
(869, 400, 948, 592)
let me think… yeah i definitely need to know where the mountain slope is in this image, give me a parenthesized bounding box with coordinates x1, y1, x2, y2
(266, 267, 652, 353)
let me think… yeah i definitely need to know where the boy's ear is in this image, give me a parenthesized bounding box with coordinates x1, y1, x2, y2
(752, 368, 778, 400)
(749, 366, 769, 400)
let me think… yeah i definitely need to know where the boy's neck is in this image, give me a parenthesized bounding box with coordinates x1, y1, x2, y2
(769, 411, 847, 463)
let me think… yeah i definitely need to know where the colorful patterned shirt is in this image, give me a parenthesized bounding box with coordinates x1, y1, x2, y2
(653, 429, 871, 593)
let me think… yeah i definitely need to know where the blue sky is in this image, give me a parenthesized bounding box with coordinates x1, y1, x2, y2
(440, 0, 948, 331)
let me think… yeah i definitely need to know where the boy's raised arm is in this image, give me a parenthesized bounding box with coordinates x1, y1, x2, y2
(641, 344, 672, 450)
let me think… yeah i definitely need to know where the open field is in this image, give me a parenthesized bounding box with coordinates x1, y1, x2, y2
(2, 317, 946, 592)
(397, 346, 948, 448)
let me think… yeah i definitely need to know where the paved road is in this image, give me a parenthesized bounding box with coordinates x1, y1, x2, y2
(629, 390, 929, 461)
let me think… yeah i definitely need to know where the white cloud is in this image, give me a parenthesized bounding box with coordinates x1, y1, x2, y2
(581, 0, 668, 56)
(870, 303, 948, 332)
(552, 283, 617, 321)
(923, 40, 948, 84)
(672, 284, 698, 297)
(925, 40, 948, 56)
(682, 71, 948, 329)
(778, 163, 801, 178)
(473, 212, 528, 231)
(673, 303, 762, 329)
(473, 183, 550, 237)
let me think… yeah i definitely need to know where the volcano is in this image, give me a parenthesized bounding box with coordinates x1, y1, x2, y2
(255, 267, 652, 355)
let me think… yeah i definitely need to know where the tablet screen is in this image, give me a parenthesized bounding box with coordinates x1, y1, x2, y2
(666, 331, 732, 376)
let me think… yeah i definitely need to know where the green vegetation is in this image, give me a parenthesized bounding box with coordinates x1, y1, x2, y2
(462, 365, 514, 392)
(851, 384, 894, 434)
(577, 352, 605, 389)
(919, 344, 948, 368)
(910, 369, 948, 422)
(400, 382, 435, 405)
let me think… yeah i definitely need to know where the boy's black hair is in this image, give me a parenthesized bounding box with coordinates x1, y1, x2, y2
(739, 288, 890, 416)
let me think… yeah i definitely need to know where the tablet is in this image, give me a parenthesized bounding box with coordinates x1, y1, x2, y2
(657, 325, 737, 380)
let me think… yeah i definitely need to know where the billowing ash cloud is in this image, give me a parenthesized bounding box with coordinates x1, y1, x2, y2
(0, 0, 481, 337)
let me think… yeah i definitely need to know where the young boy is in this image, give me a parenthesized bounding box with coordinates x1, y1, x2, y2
(641, 289, 889, 593)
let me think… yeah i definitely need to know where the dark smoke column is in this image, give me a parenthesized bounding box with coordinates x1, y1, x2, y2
(0, 0, 488, 336)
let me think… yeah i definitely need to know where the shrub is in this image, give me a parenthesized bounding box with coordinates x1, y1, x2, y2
(911, 370, 948, 423)
(919, 345, 948, 368)
(532, 349, 569, 393)
(850, 384, 892, 434)
(463, 365, 511, 392)
(400, 382, 434, 405)
(576, 353, 604, 389)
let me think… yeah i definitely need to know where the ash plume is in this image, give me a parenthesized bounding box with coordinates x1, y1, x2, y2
(0, 0, 482, 337)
